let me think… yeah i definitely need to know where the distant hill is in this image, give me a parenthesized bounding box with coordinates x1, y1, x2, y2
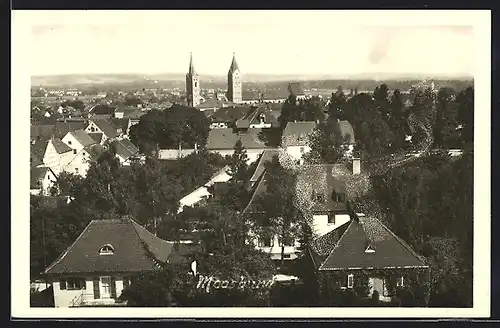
(31, 73, 473, 87)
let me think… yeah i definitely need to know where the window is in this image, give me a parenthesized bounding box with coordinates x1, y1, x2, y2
(123, 276, 131, 289)
(300, 147, 305, 154)
(59, 277, 86, 290)
(259, 236, 273, 247)
(396, 276, 404, 287)
(194, 82, 198, 88)
(73, 149, 77, 154)
(347, 274, 354, 289)
(75, 168, 79, 173)
(315, 193, 324, 203)
(365, 244, 376, 253)
(328, 215, 335, 225)
(68, 140, 72, 145)
(99, 244, 115, 255)
(283, 254, 291, 259)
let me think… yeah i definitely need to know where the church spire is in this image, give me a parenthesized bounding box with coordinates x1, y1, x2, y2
(229, 52, 239, 73)
(188, 52, 197, 75)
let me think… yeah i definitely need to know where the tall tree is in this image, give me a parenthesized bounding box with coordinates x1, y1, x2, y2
(373, 84, 391, 121)
(388, 89, 410, 151)
(305, 118, 349, 164)
(254, 156, 301, 267)
(278, 95, 301, 128)
(434, 87, 458, 148)
(455, 86, 474, 145)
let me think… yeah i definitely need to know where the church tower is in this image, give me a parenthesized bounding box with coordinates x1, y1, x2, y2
(227, 52, 242, 104)
(186, 52, 201, 107)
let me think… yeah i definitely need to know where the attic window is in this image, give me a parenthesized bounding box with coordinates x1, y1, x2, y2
(347, 274, 354, 289)
(396, 276, 404, 287)
(365, 244, 376, 253)
(99, 244, 114, 255)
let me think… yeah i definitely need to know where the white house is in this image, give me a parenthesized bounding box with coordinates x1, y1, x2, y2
(113, 139, 139, 166)
(65, 144, 105, 177)
(177, 166, 232, 213)
(39, 138, 75, 176)
(30, 167, 58, 196)
(85, 119, 121, 141)
(62, 129, 98, 154)
(43, 218, 195, 307)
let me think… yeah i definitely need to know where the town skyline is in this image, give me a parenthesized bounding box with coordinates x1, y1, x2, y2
(25, 11, 475, 78)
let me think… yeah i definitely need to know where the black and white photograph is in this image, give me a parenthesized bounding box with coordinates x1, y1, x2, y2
(12, 10, 491, 318)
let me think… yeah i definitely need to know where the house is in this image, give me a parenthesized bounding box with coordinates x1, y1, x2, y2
(30, 167, 58, 196)
(294, 164, 354, 238)
(242, 172, 301, 261)
(308, 214, 429, 303)
(288, 82, 307, 100)
(85, 119, 122, 141)
(65, 144, 105, 177)
(248, 149, 280, 187)
(206, 128, 271, 163)
(208, 106, 252, 130)
(235, 107, 279, 129)
(177, 165, 232, 213)
(62, 130, 97, 154)
(43, 218, 197, 307)
(113, 139, 139, 166)
(33, 138, 75, 175)
(53, 121, 88, 139)
(282, 120, 355, 163)
(281, 121, 317, 163)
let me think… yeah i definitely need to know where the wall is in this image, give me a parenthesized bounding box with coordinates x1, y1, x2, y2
(43, 141, 61, 175)
(252, 234, 301, 261)
(51, 275, 131, 308)
(249, 122, 272, 129)
(209, 149, 263, 164)
(62, 133, 86, 153)
(312, 213, 350, 237)
(286, 146, 311, 161)
(41, 170, 57, 195)
(65, 149, 91, 177)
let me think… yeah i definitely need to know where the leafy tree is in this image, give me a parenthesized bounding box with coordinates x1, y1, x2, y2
(227, 140, 249, 184)
(278, 95, 301, 128)
(305, 117, 350, 164)
(373, 84, 391, 121)
(388, 89, 410, 151)
(328, 86, 347, 120)
(434, 87, 459, 148)
(455, 86, 474, 145)
(300, 96, 326, 122)
(253, 156, 302, 267)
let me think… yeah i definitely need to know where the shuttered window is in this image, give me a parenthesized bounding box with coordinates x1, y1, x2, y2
(123, 276, 130, 288)
(93, 278, 100, 299)
(59, 279, 66, 290)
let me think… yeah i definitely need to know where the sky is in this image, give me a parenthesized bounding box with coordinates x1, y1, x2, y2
(20, 10, 476, 78)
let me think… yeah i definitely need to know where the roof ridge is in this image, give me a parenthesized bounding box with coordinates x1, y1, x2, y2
(242, 171, 267, 214)
(317, 219, 355, 271)
(44, 220, 97, 274)
(249, 151, 267, 181)
(372, 217, 428, 267)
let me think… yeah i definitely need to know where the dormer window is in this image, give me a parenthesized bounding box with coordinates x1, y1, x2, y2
(365, 243, 375, 253)
(313, 192, 324, 203)
(99, 244, 115, 255)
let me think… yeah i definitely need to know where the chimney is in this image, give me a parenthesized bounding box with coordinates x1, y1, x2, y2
(352, 157, 361, 175)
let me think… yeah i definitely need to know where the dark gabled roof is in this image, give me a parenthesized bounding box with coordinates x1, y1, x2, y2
(242, 172, 268, 214)
(317, 217, 428, 271)
(288, 82, 305, 96)
(91, 119, 119, 138)
(30, 149, 44, 168)
(282, 121, 317, 147)
(44, 219, 176, 275)
(51, 138, 72, 154)
(68, 129, 96, 147)
(84, 144, 105, 159)
(88, 133, 104, 144)
(31, 124, 55, 140)
(110, 118, 129, 132)
(295, 164, 350, 213)
(115, 139, 139, 159)
(30, 167, 52, 189)
(91, 104, 115, 115)
(310, 221, 351, 258)
(249, 149, 280, 183)
(53, 121, 88, 139)
(210, 106, 252, 123)
(206, 128, 269, 150)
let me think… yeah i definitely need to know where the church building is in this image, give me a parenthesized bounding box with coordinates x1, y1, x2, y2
(227, 52, 242, 104)
(186, 52, 201, 107)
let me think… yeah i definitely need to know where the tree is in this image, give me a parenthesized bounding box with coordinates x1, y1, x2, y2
(455, 86, 474, 145)
(388, 89, 410, 151)
(278, 95, 301, 128)
(328, 87, 347, 120)
(373, 84, 391, 121)
(227, 140, 249, 183)
(254, 156, 302, 267)
(434, 87, 459, 148)
(300, 96, 326, 122)
(305, 117, 349, 164)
